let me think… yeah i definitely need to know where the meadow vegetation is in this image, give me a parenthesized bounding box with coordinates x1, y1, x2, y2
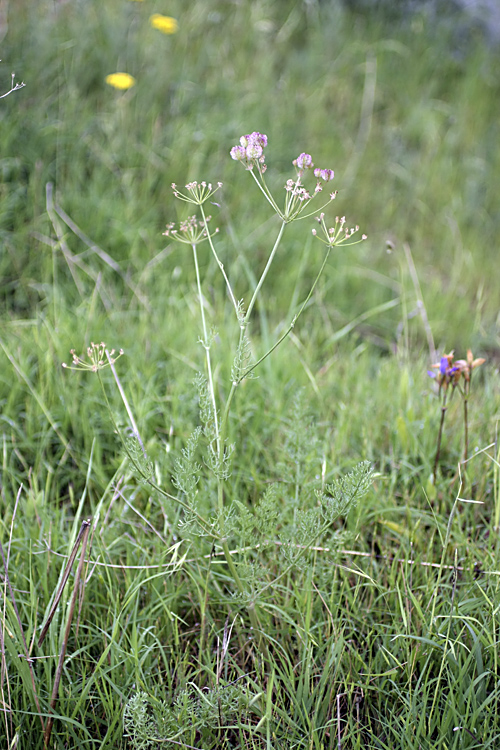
(1, 1, 500, 748)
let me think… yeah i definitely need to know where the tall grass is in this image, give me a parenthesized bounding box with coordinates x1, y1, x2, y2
(1, 0, 500, 748)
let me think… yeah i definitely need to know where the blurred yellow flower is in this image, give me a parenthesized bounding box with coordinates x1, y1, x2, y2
(105, 73, 136, 90)
(150, 14, 178, 34)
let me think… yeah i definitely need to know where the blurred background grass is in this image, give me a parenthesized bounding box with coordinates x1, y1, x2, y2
(1, 1, 500, 748)
(2, 0, 499, 491)
(2, 0, 500, 344)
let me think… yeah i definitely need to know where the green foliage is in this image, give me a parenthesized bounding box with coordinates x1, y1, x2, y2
(1, 0, 500, 748)
(124, 683, 254, 750)
(319, 460, 374, 523)
(230, 332, 254, 383)
(173, 427, 202, 502)
(126, 434, 154, 485)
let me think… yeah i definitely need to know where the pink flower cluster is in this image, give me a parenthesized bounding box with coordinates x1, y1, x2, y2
(230, 132, 268, 170)
(292, 153, 334, 183)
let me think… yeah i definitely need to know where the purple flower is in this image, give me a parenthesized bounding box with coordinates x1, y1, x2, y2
(230, 145, 246, 162)
(240, 132, 268, 149)
(440, 357, 453, 375)
(246, 142, 263, 159)
(294, 153, 314, 170)
(250, 132, 268, 148)
(231, 132, 268, 169)
(429, 352, 460, 391)
(314, 168, 335, 182)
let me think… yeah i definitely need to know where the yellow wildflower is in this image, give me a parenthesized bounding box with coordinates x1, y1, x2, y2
(150, 14, 178, 34)
(105, 73, 136, 90)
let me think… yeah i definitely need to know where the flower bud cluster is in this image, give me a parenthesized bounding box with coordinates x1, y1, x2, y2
(163, 215, 218, 245)
(293, 153, 313, 171)
(282, 153, 337, 221)
(292, 155, 334, 185)
(171, 181, 222, 206)
(428, 350, 485, 392)
(312, 213, 367, 247)
(314, 168, 335, 182)
(62, 342, 124, 372)
(230, 132, 268, 171)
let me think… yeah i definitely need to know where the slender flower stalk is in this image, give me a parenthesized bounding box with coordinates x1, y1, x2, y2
(428, 350, 485, 481)
(453, 349, 485, 466)
(62, 345, 213, 534)
(191, 241, 220, 456)
(245, 220, 286, 323)
(199, 202, 239, 318)
(432, 387, 449, 484)
(429, 353, 458, 482)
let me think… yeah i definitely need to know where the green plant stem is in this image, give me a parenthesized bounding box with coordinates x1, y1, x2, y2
(200, 204, 239, 319)
(255, 517, 349, 601)
(249, 167, 281, 215)
(462, 382, 469, 466)
(192, 242, 221, 454)
(211, 221, 290, 655)
(432, 388, 448, 483)
(238, 242, 333, 382)
(428, 495, 459, 635)
(494, 425, 500, 531)
(216, 220, 288, 515)
(214, 236, 334, 644)
(245, 220, 286, 323)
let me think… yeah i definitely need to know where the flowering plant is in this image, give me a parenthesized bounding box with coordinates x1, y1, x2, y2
(428, 350, 485, 481)
(63, 132, 370, 656)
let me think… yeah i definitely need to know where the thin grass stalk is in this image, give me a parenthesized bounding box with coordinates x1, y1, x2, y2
(428, 494, 459, 636)
(0, 484, 23, 743)
(0, 538, 44, 732)
(38, 520, 91, 647)
(427, 550, 459, 733)
(43, 520, 91, 748)
(0, 603, 12, 745)
(198, 545, 215, 658)
(494, 424, 500, 531)
(402, 242, 436, 362)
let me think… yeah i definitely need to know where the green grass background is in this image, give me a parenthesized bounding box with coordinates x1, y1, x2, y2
(1, 0, 500, 747)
